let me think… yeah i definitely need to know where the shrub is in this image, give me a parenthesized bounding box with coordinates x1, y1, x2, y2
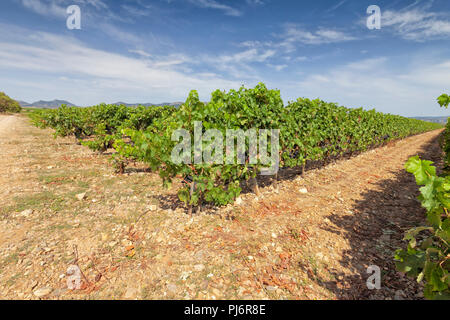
(0, 92, 21, 113)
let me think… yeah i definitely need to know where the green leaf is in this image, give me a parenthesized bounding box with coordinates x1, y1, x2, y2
(405, 156, 436, 185)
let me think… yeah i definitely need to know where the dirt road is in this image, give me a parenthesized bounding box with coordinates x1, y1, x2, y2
(0, 114, 444, 300)
(0, 114, 20, 133)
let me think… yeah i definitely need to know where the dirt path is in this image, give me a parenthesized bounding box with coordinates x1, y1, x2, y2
(0, 114, 20, 133)
(0, 114, 444, 300)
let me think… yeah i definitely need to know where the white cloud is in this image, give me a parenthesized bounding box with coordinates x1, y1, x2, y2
(279, 24, 356, 50)
(292, 57, 450, 116)
(246, 0, 265, 5)
(381, 7, 450, 41)
(188, 0, 242, 17)
(267, 64, 287, 71)
(98, 23, 143, 45)
(121, 4, 151, 17)
(0, 27, 241, 104)
(21, 0, 109, 17)
(325, 0, 347, 13)
(21, 0, 66, 18)
(200, 48, 276, 79)
(128, 49, 152, 58)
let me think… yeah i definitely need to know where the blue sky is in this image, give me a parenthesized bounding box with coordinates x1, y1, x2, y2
(0, 0, 450, 116)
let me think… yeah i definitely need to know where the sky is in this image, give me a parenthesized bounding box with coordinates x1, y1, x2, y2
(0, 0, 449, 116)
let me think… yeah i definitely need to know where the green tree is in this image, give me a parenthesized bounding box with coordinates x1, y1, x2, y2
(0, 92, 21, 113)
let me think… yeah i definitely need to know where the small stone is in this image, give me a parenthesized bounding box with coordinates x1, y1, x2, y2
(235, 197, 243, 205)
(20, 209, 34, 217)
(194, 264, 205, 272)
(167, 283, 177, 294)
(121, 239, 132, 246)
(299, 187, 308, 194)
(394, 290, 405, 300)
(30, 280, 38, 289)
(124, 286, 139, 299)
(33, 287, 52, 298)
(266, 286, 277, 292)
(180, 271, 191, 281)
(108, 241, 117, 247)
(75, 193, 86, 201)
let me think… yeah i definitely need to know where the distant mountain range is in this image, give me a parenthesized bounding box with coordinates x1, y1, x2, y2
(411, 116, 449, 124)
(18, 100, 183, 109)
(19, 100, 76, 108)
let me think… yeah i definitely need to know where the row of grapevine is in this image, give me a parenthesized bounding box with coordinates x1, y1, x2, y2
(29, 103, 176, 170)
(395, 94, 449, 300)
(30, 83, 443, 208)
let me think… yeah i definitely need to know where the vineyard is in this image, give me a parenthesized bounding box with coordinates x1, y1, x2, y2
(0, 86, 447, 301)
(30, 83, 443, 211)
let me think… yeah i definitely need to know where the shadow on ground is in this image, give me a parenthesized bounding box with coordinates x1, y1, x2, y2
(306, 133, 444, 300)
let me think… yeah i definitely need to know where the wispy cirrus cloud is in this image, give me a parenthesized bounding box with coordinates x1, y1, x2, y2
(188, 0, 242, 17)
(128, 49, 152, 58)
(245, 0, 265, 5)
(21, 0, 109, 16)
(121, 4, 152, 17)
(20, 0, 126, 21)
(325, 0, 348, 13)
(21, 0, 66, 18)
(278, 24, 356, 51)
(199, 47, 277, 79)
(382, 7, 450, 41)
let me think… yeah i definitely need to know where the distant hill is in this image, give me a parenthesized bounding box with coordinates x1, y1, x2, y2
(411, 116, 449, 124)
(19, 100, 183, 109)
(19, 100, 76, 108)
(17, 100, 31, 107)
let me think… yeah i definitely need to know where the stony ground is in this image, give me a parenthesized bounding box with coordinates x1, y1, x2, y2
(0, 114, 444, 300)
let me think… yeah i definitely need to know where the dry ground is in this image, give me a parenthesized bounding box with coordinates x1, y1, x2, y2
(0, 114, 444, 300)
